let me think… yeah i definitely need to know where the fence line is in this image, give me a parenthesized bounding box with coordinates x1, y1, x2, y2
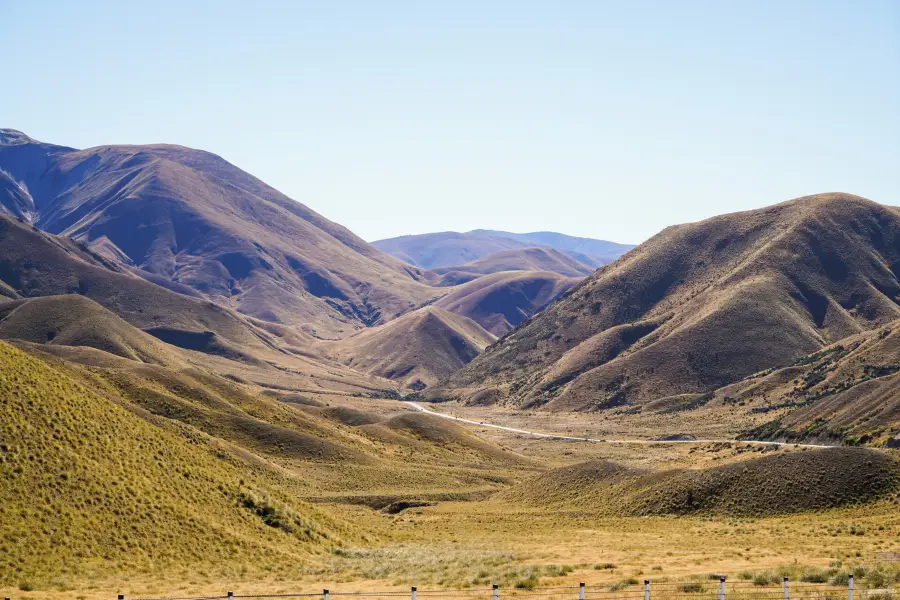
(108, 576, 899, 600)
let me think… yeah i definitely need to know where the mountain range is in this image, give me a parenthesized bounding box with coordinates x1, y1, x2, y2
(373, 229, 635, 269)
(0, 129, 603, 386)
(2, 127, 900, 588)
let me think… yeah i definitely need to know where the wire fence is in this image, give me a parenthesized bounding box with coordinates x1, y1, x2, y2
(116, 577, 895, 600)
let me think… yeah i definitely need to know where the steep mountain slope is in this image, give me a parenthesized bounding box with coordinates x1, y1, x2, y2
(374, 230, 634, 269)
(0, 168, 34, 220)
(725, 320, 900, 445)
(326, 306, 496, 388)
(436, 194, 900, 410)
(0, 129, 437, 337)
(435, 271, 581, 336)
(0, 214, 404, 395)
(0, 213, 276, 358)
(0, 339, 358, 585)
(429, 247, 594, 282)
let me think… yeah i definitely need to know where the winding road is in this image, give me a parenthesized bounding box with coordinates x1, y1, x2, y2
(403, 401, 833, 449)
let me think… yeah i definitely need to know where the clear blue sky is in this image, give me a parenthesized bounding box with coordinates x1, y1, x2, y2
(2, 1, 898, 244)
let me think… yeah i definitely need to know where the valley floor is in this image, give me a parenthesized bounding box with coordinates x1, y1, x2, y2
(4, 498, 898, 600)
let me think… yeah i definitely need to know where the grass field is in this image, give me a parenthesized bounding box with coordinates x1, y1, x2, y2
(2, 343, 898, 600)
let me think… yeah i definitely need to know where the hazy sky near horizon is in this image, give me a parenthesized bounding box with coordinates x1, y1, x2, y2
(3, 1, 898, 244)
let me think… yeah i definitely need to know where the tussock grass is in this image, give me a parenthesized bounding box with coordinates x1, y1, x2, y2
(0, 340, 361, 587)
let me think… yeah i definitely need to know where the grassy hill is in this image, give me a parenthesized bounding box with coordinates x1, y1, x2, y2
(0, 339, 361, 587)
(0, 214, 274, 355)
(435, 193, 900, 410)
(499, 448, 900, 517)
(0, 295, 180, 367)
(730, 320, 900, 445)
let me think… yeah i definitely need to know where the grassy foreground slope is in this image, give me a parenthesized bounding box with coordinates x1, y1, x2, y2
(0, 340, 360, 586)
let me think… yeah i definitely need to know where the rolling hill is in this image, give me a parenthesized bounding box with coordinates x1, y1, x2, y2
(326, 306, 496, 388)
(470, 230, 637, 266)
(0, 129, 437, 337)
(434, 193, 900, 411)
(0, 295, 180, 367)
(0, 213, 285, 361)
(0, 339, 359, 586)
(373, 229, 634, 269)
(435, 270, 580, 336)
(428, 247, 595, 282)
(498, 448, 900, 517)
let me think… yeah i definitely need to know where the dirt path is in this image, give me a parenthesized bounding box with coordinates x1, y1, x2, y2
(403, 401, 833, 449)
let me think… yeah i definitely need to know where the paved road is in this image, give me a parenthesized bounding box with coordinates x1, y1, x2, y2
(403, 401, 833, 449)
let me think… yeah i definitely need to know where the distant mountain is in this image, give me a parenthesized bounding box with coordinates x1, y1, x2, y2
(434, 193, 900, 413)
(0, 129, 437, 338)
(470, 230, 637, 267)
(435, 270, 580, 336)
(327, 306, 496, 389)
(373, 230, 635, 270)
(429, 247, 594, 282)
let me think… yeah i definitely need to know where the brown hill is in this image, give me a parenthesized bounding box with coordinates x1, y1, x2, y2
(429, 247, 594, 282)
(499, 448, 900, 516)
(435, 194, 900, 409)
(0, 214, 403, 395)
(435, 270, 581, 336)
(0, 213, 276, 357)
(0, 129, 437, 337)
(327, 306, 496, 388)
(0, 295, 179, 366)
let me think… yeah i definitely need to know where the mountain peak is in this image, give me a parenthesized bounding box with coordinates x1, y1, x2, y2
(0, 129, 37, 146)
